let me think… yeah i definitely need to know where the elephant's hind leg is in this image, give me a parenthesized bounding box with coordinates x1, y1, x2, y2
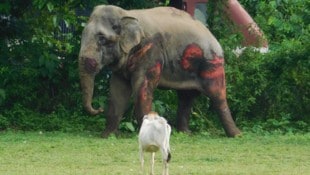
(201, 56, 241, 137)
(176, 90, 200, 133)
(208, 92, 241, 137)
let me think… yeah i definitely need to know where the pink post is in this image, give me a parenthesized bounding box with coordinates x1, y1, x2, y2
(225, 0, 268, 48)
(182, 0, 268, 49)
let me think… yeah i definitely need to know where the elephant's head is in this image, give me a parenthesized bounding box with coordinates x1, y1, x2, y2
(78, 5, 144, 115)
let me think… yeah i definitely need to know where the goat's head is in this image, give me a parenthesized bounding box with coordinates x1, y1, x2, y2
(143, 111, 159, 121)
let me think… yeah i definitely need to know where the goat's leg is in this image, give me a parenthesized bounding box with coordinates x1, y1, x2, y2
(162, 161, 169, 175)
(161, 148, 170, 175)
(151, 152, 155, 175)
(139, 147, 144, 175)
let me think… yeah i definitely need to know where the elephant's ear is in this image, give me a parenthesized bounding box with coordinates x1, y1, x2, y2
(120, 16, 145, 53)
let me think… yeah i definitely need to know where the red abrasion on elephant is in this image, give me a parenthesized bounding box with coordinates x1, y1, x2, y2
(135, 62, 162, 121)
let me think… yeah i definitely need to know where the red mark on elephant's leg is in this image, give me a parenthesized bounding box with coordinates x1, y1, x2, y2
(146, 61, 162, 86)
(135, 77, 152, 123)
(201, 55, 227, 107)
(136, 62, 162, 122)
(180, 43, 203, 71)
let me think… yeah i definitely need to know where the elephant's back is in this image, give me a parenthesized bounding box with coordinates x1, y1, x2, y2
(129, 7, 223, 59)
(130, 7, 192, 21)
(130, 7, 199, 33)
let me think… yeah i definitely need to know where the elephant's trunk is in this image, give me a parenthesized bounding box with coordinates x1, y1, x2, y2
(79, 59, 103, 115)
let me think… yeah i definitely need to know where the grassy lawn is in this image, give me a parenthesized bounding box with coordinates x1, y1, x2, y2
(0, 131, 309, 175)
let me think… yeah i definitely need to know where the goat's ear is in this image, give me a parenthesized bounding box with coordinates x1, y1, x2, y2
(158, 117, 166, 124)
(142, 115, 148, 120)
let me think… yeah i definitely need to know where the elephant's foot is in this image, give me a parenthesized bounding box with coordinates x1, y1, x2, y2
(101, 129, 118, 138)
(225, 128, 242, 138)
(222, 120, 242, 138)
(217, 107, 242, 138)
(176, 126, 192, 134)
(89, 107, 104, 116)
(178, 129, 192, 136)
(176, 118, 191, 134)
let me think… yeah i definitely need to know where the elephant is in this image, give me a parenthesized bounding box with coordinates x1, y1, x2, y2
(78, 5, 241, 137)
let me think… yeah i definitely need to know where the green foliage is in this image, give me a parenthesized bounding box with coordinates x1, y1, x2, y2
(152, 90, 177, 119)
(225, 49, 268, 120)
(223, 34, 309, 133)
(0, 0, 110, 132)
(0, 114, 9, 130)
(254, 0, 309, 42)
(242, 113, 309, 134)
(262, 39, 309, 121)
(0, 88, 5, 105)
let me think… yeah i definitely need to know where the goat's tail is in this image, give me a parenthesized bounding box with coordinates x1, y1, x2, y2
(167, 152, 171, 163)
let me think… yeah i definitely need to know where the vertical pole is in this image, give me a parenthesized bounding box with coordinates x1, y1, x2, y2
(181, 0, 268, 49)
(225, 0, 268, 48)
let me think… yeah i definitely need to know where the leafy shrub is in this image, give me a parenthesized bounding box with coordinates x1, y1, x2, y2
(0, 114, 9, 130)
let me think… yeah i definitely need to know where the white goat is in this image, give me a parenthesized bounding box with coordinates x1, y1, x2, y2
(138, 111, 171, 175)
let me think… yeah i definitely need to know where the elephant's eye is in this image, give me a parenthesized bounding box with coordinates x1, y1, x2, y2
(112, 25, 121, 34)
(98, 35, 108, 46)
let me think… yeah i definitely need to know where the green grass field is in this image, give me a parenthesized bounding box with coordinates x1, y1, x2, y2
(0, 131, 309, 175)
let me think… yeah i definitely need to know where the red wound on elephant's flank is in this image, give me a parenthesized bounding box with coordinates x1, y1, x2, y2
(200, 67, 224, 79)
(181, 43, 203, 71)
(148, 62, 162, 72)
(147, 62, 162, 82)
(209, 54, 224, 65)
(200, 55, 225, 79)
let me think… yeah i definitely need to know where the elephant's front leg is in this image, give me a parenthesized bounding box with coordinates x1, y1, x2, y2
(133, 62, 162, 125)
(134, 77, 154, 124)
(102, 74, 132, 138)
